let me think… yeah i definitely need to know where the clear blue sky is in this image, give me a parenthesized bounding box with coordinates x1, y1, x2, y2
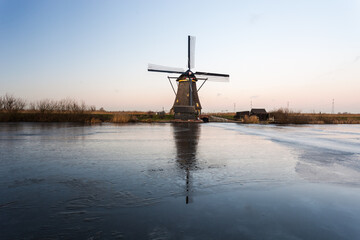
(1, 0, 360, 112)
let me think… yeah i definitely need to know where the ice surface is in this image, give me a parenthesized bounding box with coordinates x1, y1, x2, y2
(213, 123, 360, 154)
(1, 123, 360, 239)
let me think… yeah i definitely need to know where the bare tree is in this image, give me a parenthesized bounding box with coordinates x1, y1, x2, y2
(80, 101, 87, 113)
(89, 105, 96, 112)
(2, 94, 26, 112)
(15, 98, 26, 111)
(0, 96, 3, 111)
(58, 98, 74, 112)
(70, 100, 80, 113)
(36, 99, 58, 113)
(58, 99, 68, 112)
(3, 94, 16, 111)
(28, 102, 36, 111)
(1, 95, 95, 114)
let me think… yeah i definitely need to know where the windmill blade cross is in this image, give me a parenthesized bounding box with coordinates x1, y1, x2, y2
(147, 35, 230, 120)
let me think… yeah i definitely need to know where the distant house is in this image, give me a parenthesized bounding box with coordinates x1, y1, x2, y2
(250, 108, 269, 121)
(235, 111, 250, 120)
(235, 109, 269, 121)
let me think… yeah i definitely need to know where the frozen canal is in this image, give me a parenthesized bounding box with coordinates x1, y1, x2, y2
(1, 122, 360, 239)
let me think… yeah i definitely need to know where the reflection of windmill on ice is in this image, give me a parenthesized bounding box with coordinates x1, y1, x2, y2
(173, 123, 200, 204)
(148, 36, 230, 120)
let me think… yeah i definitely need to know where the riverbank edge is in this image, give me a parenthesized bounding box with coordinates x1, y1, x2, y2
(1, 112, 360, 124)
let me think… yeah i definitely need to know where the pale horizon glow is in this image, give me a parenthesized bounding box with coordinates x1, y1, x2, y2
(1, 0, 360, 113)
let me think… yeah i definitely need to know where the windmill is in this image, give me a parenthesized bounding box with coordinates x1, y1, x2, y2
(148, 36, 229, 120)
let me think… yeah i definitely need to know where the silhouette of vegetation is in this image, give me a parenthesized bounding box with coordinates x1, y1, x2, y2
(269, 108, 360, 124)
(1, 94, 359, 124)
(215, 110, 360, 124)
(1, 94, 26, 113)
(29, 98, 93, 113)
(270, 108, 312, 124)
(0, 94, 175, 123)
(0, 94, 103, 122)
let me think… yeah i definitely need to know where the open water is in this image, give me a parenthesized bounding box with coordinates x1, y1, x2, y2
(0, 122, 360, 239)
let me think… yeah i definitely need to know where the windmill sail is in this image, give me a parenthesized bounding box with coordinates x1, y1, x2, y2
(188, 36, 196, 70)
(195, 71, 230, 82)
(148, 64, 184, 74)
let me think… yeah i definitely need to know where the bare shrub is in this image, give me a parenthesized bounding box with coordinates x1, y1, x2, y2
(0, 94, 96, 116)
(36, 99, 58, 113)
(89, 105, 96, 112)
(2, 94, 26, 112)
(56, 98, 73, 112)
(28, 102, 36, 111)
(57, 99, 69, 112)
(270, 108, 314, 124)
(270, 108, 291, 123)
(55, 98, 89, 113)
(80, 101, 87, 113)
(3, 94, 16, 111)
(26, 98, 95, 114)
(0, 96, 3, 110)
(70, 100, 80, 112)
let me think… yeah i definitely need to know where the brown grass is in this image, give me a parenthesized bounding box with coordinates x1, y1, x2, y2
(111, 113, 136, 123)
(243, 115, 259, 124)
(270, 109, 360, 124)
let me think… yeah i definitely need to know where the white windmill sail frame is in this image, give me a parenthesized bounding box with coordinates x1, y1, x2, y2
(148, 64, 184, 73)
(189, 36, 196, 70)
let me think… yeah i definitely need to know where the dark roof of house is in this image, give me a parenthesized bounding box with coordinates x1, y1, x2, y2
(251, 108, 267, 114)
(236, 111, 250, 114)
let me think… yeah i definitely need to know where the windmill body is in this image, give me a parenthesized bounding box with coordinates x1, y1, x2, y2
(148, 36, 229, 120)
(172, 71, 202, 119)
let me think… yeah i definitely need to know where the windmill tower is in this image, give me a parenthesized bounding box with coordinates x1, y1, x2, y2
(148, 36, 229, 120)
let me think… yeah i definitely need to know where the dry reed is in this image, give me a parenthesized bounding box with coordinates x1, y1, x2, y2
(111, 113, 135, 123)
(243, 115, 259, 124)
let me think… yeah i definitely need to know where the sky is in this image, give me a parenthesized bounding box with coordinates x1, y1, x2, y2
(1, 0, 360, 113)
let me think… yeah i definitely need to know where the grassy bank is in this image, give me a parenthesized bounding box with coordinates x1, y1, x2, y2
(270, 109, 360, 124)
(0, 112, 112, 123)
(210, 110, 360, 124)
(0, 111, 175, 123)
(0, 94, 176, 123)
(1, 111, 360, 124)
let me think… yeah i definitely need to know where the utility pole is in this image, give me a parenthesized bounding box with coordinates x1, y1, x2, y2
(250, 100, 252, 109)
(332, 99, 335, 114)
(233, 103, 236, 112)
